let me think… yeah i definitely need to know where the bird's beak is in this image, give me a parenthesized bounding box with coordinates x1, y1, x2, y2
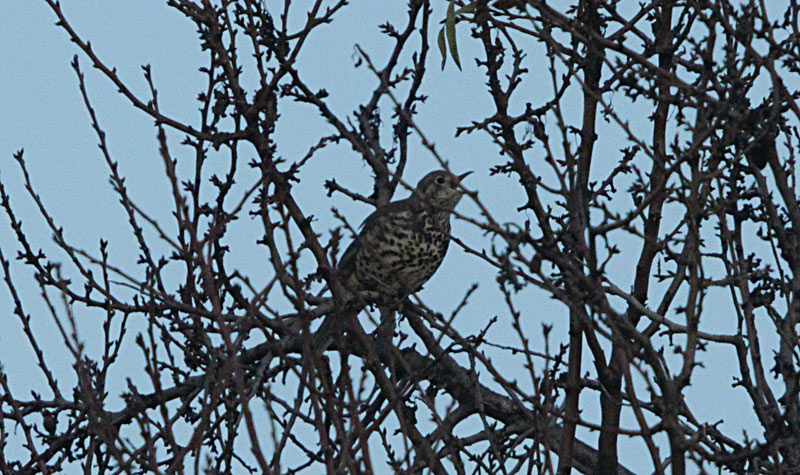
(456, 171, 473, 183)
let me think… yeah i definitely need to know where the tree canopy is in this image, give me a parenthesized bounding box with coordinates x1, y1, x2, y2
(2, 1, 800, 474)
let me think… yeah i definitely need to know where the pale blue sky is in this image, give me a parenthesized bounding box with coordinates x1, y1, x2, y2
(0, 2, 778, 473)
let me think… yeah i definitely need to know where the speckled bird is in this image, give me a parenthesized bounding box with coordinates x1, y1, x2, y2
(337, 170, 471, 297)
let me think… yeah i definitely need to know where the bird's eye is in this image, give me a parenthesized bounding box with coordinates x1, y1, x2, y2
(435, 176, 445, 185)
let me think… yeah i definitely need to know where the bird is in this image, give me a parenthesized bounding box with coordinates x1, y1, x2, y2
(743, 104, 780, 170)
(731, 97, 783, 170)
(337, 169, 472, 298)
(304, 170, 470, 357)
(745, 132, 777, 170)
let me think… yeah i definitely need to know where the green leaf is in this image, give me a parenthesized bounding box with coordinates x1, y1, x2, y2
(438, 27, 447, 70)
(446, 0, 462, 70)
(455, 2, 476, 15)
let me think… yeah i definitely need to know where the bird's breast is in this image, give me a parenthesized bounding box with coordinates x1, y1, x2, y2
(353, 209, 452, 294)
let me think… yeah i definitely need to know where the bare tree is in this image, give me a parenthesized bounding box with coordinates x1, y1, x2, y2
(2, 1, 800, 473)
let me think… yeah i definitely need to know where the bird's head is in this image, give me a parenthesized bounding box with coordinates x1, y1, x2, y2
(413, 170, 472, 210)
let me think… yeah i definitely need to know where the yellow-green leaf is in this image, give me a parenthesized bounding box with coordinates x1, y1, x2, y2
(455, 2, 476, 15)
(438, 27, 447, 70)
(446, 0, 462, 70)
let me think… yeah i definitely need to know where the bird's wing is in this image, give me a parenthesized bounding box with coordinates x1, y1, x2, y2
(359, 198, 412, 233)
(337, 198, 413, 277)
(337, 239, 359, 279)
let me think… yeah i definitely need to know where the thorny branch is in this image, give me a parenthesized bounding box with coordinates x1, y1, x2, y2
(3, 1, 800, 474)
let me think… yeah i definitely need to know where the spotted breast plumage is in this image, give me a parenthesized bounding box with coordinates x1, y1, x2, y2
(337, 170, 471, 297)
